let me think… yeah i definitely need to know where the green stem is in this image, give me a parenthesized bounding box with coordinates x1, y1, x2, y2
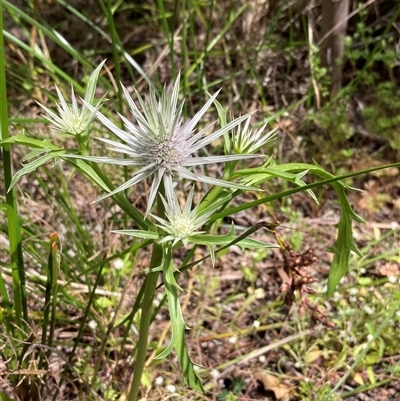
(102, 0, 129, 231)
(0, 0, 28, 333)
(198, 167, 238, 212)
(127, 248, 162, 401)
(127, 187, 166, 401)
(75, 132, 89, 155)
(157, 0, 175, 78)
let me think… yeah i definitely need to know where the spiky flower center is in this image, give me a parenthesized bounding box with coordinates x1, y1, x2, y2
(169, 215, 195, 238)
(67, 113, 83, 130)
(59, 105, 92, 135)
(151, 138, 190, 170)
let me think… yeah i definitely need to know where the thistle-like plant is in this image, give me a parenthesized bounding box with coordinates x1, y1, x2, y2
(150, 186, 216, 247)
(80, 74, 262, 214)
(37, 60, 106, 138)
(2, 59, 369, 401)
(116, 184, 277, 265)
(232, 115, 279, 154)
(37, 85, 101, 136)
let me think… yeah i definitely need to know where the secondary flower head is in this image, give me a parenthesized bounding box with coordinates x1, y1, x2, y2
(38, 60, 106, 136)
(150, 186, 217, 247)
(83, 73, 261, 214)
(232, 116, 278, 154)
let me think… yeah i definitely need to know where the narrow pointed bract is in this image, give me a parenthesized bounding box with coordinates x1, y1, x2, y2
(38, 85, 102, 136)
(232, 116, 278, 154)
(83, 74, 261, 214)
(150, 186, 217, 247)
(38, 60, 106, 136)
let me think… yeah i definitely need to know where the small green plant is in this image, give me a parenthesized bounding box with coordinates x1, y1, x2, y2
(307, 2, 400, 157)
(309, 43, 331, 100)
(362, 81, 400, 150)
(343, 3, 400, 151)
(217, 377, 246, 401)
(299, 380, 342, 401)
(306, 43, 354, 152)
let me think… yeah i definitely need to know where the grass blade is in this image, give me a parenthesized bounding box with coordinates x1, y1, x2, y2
(0, 0, 28, 333)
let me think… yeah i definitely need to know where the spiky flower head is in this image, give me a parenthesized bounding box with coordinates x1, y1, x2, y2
(82, 73, 261, 214)
(38, 60, 106, 136)
(232, 116, 278, 154)
(150, 186, 217, 247)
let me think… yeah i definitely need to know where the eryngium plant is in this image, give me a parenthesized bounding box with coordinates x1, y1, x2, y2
(38, 60, 106, 138)
(79, 74, 264, 214)
(5, 61, 364, 401)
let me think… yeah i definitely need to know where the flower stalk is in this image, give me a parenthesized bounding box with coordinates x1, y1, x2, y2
(127, 186, 166, 401)
(127, 252, 161, 401)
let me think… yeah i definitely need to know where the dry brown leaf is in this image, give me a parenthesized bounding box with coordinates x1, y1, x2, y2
(254, 370, 295, 401)
(380, 262, 400, 277)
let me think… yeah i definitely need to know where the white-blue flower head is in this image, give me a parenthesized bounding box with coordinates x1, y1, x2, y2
(83, 74, 261, 214)
(150, 186, 217, 247)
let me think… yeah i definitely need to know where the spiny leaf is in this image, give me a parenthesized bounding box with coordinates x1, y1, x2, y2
(24, 148, 55, 161)
(327, 191, 364, 296)
(0, 132, 59, 149)
(235, 164, 318, 204)
(67, 158, 111, 193)
(232, 161, 365, 296)
(162, 248, 204, 392)
(113, 229, 159, 240)
(83, 59, 107, 105)
(8, 150, 66, 192)
(189, 224, 277, 250)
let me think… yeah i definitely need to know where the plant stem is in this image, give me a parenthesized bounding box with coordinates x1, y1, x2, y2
(198, 169, 237, 213)
(0, 0, 28, 333)
(127, 187, 166, 401)
(127, 249, 162, 401)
